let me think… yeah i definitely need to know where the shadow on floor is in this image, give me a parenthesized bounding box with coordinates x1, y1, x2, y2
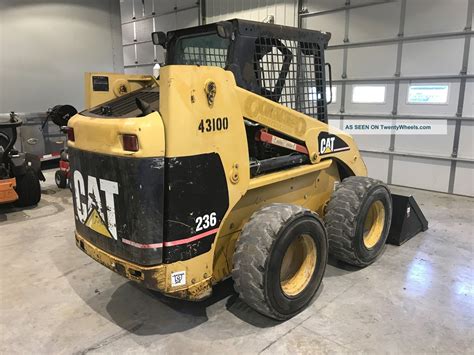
(0, 187, 67, 224)
(324, 255, 363, 277)
(102, 277, 283, 336)
(52, 244, 362, 337)
(53, 253, 364, 336)
(53, 237, 283, 337)
(102, 275, 334, 335)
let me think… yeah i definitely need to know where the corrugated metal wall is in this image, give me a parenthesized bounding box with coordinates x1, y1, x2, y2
(301, 0, 473, 196)
(119, 0, 473, 196)
(205, 0, 297, 26)
(120, 0, 199, 74)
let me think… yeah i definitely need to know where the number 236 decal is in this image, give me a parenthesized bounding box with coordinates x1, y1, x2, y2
(195, 212, 217, 232)
(198, 117, 228, 133)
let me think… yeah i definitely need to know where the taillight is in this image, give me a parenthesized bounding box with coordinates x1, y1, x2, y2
(67, 127, 75, 141)
(123, 134, 139, 152)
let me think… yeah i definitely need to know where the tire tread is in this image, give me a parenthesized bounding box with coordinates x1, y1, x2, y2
(325, 176, 390, 267)
(232, 203, 308, 319)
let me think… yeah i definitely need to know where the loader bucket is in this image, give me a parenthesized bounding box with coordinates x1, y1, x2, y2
(387, 194, 428, 246)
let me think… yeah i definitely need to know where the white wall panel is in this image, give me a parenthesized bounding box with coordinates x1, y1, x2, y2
(328, 118, 342, 130)
(404, 0, 468, 35)
(453, 162, 474, 196)
(395, 121, 455, 156)
(350, 0, 387, 4)
(143, 0, 154, 16)
(355, 133, 391, 151)
(177, 0, 198, 10)
(392, 157, 450, 192)
(362, 152, 389, 182)
(123, 45, 136, 66)
(155, 13, 179, 32)
(137, 42, 155, 63)
(463, 81, 474, 117)
(458, 121, 474, 159)
(325, 49, 343, 79)
(303, 0, 345, 13)
(132, 0, 144, 19)
(136, 18, 154, 42)
(120, 0, 134, 22)
(153, 0, 177, 14)
(177, 7, 200, 28)
(469, 38, 474, 74)
(206, 0, 296, 26)
(303, 12, 346, 45)
(401, 39, 464, 76)
(349, 2, 400, 42)
(121, 1, 198, 73)
(122, 23, 134, 44)
(347, 45, 397, 78)
(140, 0, 197, 18)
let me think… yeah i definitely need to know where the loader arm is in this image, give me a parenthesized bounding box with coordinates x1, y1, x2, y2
(236, 87, 367, 177)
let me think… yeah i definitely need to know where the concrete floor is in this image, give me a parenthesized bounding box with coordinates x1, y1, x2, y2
(0, 169, 473, 354)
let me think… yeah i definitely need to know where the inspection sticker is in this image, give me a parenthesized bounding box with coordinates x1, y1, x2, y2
(171, 271, 186, 287)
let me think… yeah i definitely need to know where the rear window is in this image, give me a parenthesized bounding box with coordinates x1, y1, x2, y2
(173, 32, 230, 68)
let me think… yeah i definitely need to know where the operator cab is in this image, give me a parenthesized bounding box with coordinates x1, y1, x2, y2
(84, 19, 332, 123)
(152, 19, 332, 171)
(156, 19, 332, 123)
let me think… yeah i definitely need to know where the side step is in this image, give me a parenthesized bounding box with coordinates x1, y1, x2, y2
(387, 194, 429, 246)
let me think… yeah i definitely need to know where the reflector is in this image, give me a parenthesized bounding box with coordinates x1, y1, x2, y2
(67, 127, 75, 141)
(123, 134, 139, 152)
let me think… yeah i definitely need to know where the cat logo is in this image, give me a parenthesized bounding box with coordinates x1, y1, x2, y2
(320, 136, 336, 154)
(85, 209, 113, 239)
(73, 170, 119, 239)
(318, 132, 350, 156)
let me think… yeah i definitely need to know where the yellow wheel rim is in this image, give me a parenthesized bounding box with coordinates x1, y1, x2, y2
(280, 234, 317, 297)
(363, 200, 385, 249)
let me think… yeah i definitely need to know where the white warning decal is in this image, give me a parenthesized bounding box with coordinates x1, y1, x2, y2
(73, 170, 119, 239)
(171, 271, 186, 287)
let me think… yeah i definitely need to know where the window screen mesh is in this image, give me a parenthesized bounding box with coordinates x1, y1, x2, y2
(254, 38, 326, 119)
(180, 47, 228, 67)
(174, 33, 229, 68)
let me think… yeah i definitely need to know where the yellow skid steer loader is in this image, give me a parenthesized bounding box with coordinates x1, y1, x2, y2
(68, 19, 427, 320)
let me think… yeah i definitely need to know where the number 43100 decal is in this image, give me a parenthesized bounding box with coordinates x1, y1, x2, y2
(195, 212, 217, 231)
(198, 117, 228, 133)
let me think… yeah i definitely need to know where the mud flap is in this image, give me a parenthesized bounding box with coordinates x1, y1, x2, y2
(387, 194, 428, 246)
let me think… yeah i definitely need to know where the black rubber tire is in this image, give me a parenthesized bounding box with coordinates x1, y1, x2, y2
(15, 168, 41, 207)
(55, 170, 67, 188)
(325, 176, 392, 267)
(232, 203, 328, 320)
